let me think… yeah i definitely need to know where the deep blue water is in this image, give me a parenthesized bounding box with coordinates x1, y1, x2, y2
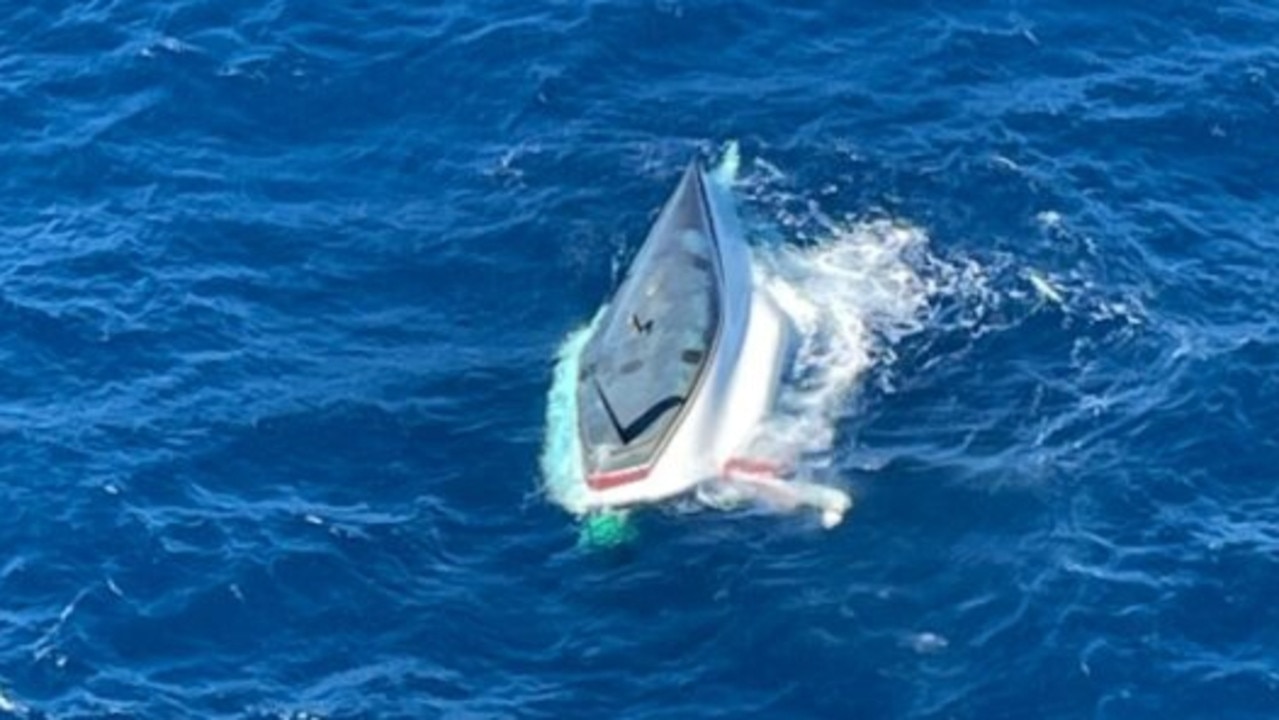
(3, 1, 1278, 717)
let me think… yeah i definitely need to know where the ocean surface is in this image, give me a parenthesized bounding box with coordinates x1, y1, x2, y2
(2, 1, 1278, 718)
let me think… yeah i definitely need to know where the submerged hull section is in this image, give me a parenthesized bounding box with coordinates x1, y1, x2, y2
(573, 160, 796, 510)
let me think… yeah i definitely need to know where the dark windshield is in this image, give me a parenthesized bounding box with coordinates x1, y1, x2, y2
(577, 165, 721, 476)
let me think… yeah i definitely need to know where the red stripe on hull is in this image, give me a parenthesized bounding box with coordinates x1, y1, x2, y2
(587, 466, 651, 490)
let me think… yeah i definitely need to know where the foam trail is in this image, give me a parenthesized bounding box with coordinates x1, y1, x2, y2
(747, 217, 934, 464)
(0, 688, 26, 717)
(540, 318, 594, 515)
(711, 140, 741, 186)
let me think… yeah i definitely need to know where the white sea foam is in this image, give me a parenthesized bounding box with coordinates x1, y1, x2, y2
(0, 688, 27, 717)
(1026, 268, 1065, 305)
(539, 317, 595, 515)
(747, 217, 935, 462)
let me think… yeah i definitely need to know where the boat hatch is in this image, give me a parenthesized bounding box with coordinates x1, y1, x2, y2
(577, 165, 722, 486)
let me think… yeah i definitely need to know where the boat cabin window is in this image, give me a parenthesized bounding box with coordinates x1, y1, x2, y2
(577, 169, 721, 477)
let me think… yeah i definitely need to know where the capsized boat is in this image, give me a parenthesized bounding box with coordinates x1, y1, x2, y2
(569, 154, 851, 527)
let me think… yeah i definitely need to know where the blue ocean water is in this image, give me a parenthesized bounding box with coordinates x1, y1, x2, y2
(2, 0, 1278, 717)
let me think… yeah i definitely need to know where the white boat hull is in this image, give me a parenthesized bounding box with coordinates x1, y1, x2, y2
(568, 155, 850, 525)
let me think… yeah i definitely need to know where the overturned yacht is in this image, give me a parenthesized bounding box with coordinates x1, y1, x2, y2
(568, 156, 851, 526)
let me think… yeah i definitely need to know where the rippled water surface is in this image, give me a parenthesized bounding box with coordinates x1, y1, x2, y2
(2, 1, 1278, 718)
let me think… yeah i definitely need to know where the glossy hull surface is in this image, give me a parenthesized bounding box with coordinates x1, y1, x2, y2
(574, 161, 798, 510)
